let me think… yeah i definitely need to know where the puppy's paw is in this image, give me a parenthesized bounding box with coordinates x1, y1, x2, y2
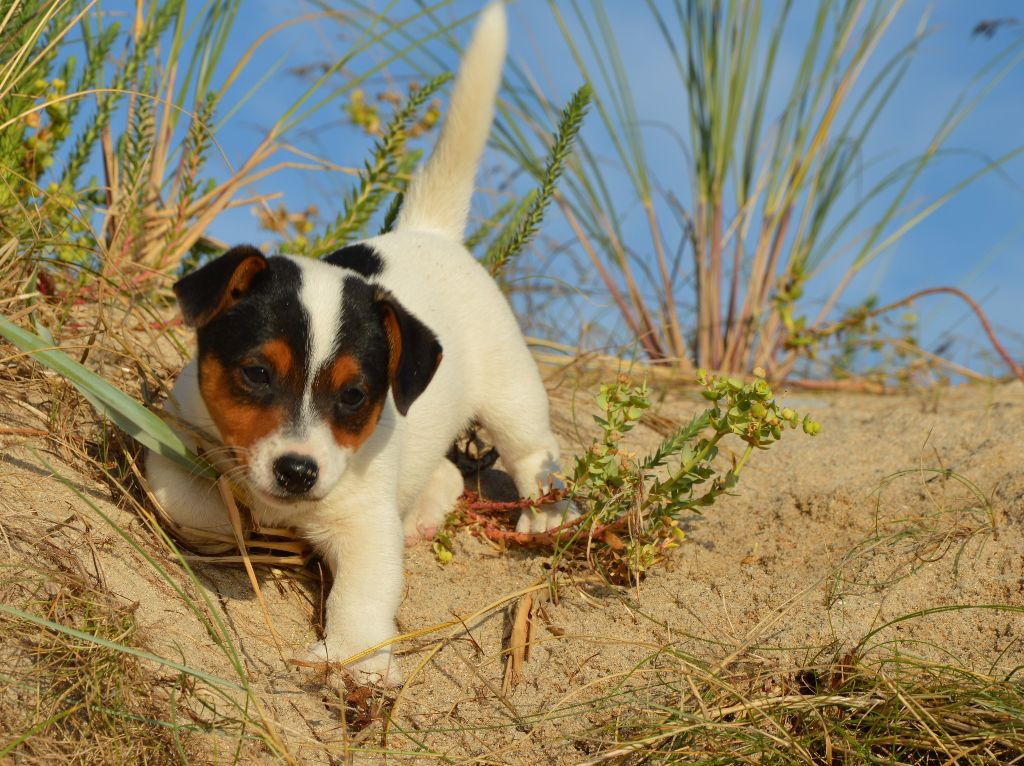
(403, 460, 462, 546)
(403, 520, 439, 547)
(307, 639, 402, 687)
(515, 499, 580, 535)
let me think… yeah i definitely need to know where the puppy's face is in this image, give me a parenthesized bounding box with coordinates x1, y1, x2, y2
(173, 245, 441, 507)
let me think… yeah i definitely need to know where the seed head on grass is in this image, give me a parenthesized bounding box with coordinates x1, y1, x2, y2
(306, 73, 452, 255)
(486, 83, 591, 275)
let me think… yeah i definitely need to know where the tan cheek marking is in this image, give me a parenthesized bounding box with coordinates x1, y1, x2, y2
(199, 357, 283, 463)
(329, 399, 383, 450)
(260, 338, 294, 379)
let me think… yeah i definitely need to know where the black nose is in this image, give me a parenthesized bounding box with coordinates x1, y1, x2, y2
(273, 454, 319, 495)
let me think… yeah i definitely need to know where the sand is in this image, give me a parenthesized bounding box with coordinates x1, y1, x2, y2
(2, 349, 1023, 762)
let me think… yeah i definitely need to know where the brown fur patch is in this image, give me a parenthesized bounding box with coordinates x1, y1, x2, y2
(380, 304, 402, 382)
(328, 355, 361, 389)
(330, 401, 384, 451)
(319, 354, 383, 451)
(199, 356, 283, 461)
(260, 338, 294, 380)
(193, 254, 267, 327)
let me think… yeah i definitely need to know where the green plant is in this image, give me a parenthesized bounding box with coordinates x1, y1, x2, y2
(1, 0, 475, 307)
(483, 83, 591, 276)
(551, 370, 819, 580)
(297, 74, 451, 256)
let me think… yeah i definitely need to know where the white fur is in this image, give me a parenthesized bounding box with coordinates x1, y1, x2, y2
(146, 1, 574, 686)
(396, 1, 506, 240)
(297, 256, 344, 398)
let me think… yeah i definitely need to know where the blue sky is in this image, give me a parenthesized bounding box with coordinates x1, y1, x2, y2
(195, 1, 1024, 374)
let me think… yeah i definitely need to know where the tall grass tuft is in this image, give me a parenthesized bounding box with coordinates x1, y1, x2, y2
(486, 1, 1024, 377)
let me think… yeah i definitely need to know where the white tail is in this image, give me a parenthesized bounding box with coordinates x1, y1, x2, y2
(396, 2, 506, 241)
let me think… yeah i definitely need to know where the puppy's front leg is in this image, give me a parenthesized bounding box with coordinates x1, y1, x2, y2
(307, 505, 404, 686)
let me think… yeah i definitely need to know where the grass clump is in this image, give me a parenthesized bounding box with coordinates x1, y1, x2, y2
(475, 1, 1024, 382)
(572, 645, 1024, 764)
(0, 542, 198, 763)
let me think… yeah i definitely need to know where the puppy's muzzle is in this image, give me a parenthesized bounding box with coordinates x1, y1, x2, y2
(273, 454, 319, 495)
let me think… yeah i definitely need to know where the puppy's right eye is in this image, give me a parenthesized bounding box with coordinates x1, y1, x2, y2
(241, 365, 272, 388)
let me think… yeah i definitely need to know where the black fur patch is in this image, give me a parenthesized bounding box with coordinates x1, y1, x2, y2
(375, 288, 443, 416)
(174, 245, 266, 328)
(322, 243, 385, 278)
(309, 276, 392, 433)
(194, 256, 309, 422)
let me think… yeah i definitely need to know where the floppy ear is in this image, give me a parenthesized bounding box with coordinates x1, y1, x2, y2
(173, 246, 267, 328)
(375, 289, 442, 416)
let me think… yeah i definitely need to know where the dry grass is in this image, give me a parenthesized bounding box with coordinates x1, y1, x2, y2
(561, 647, 1024, 764)
(0, 516, 200, 764)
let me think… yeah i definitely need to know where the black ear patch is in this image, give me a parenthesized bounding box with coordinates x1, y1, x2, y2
(174, 245, 268, 328)
(375, 289, 442, 416)
(323, 243, 384, 278)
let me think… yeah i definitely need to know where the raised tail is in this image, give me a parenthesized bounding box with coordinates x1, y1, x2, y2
(396, 2, 506, 242)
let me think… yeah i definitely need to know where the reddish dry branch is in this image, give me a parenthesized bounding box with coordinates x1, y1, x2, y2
(906, 287, 1024, 384)
(460, 497, 631, 550)
(460, 488, 566, 512)
(814, 286, 1024, 384)
(786, 378, 890, 394)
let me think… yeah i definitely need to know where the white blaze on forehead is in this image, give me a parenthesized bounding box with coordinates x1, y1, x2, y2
(286, 256, 344, 414)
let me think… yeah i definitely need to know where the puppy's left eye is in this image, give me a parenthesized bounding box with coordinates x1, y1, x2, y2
(241, 365, 272, 388)
(336, 386, 366, 410)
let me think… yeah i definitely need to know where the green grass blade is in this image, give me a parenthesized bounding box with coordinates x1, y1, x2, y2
(0, 316, 214, 479)
(0, 604, 244, 692)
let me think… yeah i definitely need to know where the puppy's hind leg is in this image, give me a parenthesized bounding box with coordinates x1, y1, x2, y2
(402, 458, 463, 546)
(476, 377, 578, 534)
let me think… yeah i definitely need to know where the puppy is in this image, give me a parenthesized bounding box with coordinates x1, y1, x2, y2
(146, 2, 572, 685)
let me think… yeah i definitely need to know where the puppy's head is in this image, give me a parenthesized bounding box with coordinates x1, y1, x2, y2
(173, 245, 441, 506)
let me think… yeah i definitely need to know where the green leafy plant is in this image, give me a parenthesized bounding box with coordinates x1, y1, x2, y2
(562, 370, 819, 580)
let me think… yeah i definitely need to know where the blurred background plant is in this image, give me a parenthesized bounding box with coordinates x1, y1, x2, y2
(491, 0, 1024, 383)
(0, 0, 472, 315)
(296, 0, 1024, 390)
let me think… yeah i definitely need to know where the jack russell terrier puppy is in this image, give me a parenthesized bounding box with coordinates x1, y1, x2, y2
(146, 2, 573, 685)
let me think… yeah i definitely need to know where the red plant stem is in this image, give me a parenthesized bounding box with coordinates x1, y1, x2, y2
(785, 378, 890, 394)
(461, 506, 630, 550)
(557, 198, 665, 361)
(695, 204, 711, 367)
(723, 236, 743, 356)
(460, 489, 566, 512)
(778, 286, 1024, 384)
(708, 202, 725, 368)
(644, 199, 687, 364)
(0, 427, 49, 436)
